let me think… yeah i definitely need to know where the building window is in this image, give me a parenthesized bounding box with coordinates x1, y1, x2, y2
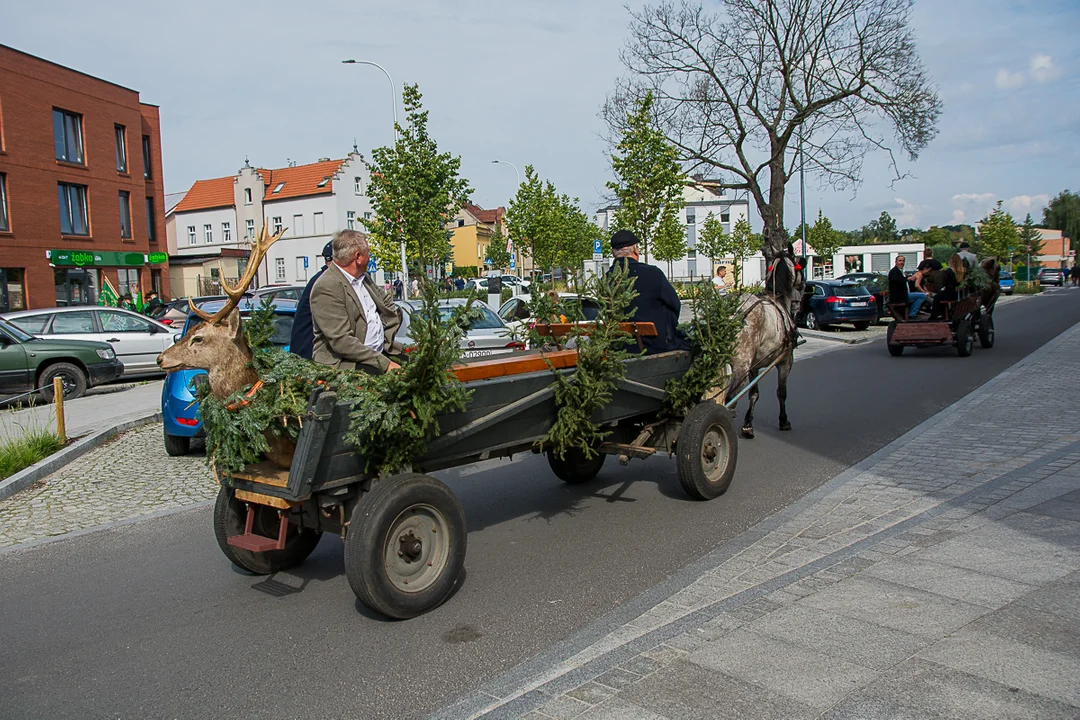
(204, 224, 213, 244)
(293, 214, 304, 236)
(244, 188, 252, 205)
(222, 222, 231, 243)
(187, 225, 196, 245)
(114, 125, 128, 172)
(275, 257, 286, 282)
(117, 268, 139, 298)
(57, 183, 89, 235)
(145, 197, 156, 241)
(317, 176, 330, 187)
(313, 211, 324, 234)
(151, 269, 162, 295)
(142, 135, 152, 179)
(118, 191, 132, 238)
(272, 216, 282, 234)
(53, 109, 84, 164)
(720, 212, 730, 223)
(364, 211, 371, 220)
(354, 177, 363, 195)
(246, 219, 255, 238)
(272, 182, 285, 194)
(296, 257, 308, 283)
(0, 174, 8, 232)
(0, 268, 26, 312)
(346, 211, 355, 230)
(457, 219, 465, 228)
(686, 208, 696, 224)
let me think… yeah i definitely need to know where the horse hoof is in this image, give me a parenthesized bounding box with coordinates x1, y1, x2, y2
(779, 422, 792, 431)
(741, 427, 755, 439)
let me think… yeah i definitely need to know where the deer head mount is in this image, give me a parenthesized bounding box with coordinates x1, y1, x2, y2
(157, 224, 285, 400)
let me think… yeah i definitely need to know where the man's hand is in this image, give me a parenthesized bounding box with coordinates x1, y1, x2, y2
(386, 360, 401, 372)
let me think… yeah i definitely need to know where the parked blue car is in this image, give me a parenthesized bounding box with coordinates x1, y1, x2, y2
(998, 269, 1015, 295)
(161, 299, 297, 456)
(797, 280, 877, 331)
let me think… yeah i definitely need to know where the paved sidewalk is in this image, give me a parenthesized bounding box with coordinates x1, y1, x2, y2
(0, 380, 162, 442)
(432, 322, 1080, 718)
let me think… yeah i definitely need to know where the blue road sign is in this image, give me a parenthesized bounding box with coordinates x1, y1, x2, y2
(303, 256, 309, 269)
(593, 239, 603, 254)
(367, 258, 377, 273)
(510, 260, 516, 269)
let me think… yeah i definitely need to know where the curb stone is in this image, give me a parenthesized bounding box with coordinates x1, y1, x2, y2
(0, 411, 162, 501)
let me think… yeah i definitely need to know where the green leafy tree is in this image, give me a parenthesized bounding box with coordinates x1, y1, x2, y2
(975, 201, 1019, 261)
(1018, 212, 1044, 268)
(506, 166, 557, 274)
(875, 211, 899, 244)
(1043, 189, 1080, 251)
(484, 226, 512, 271)
(930, 244, 956, 266)
(606, 91, 686, 263)
(652, 211, 688, 276)
(715, 217, 760, 290)
(808, 210, 844, 274)
(695, 215, 729, 274)
(367, 84, 472, 276)
(924, 226, 950, 245)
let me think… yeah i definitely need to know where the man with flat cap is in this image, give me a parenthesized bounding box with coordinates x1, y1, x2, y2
(289, 240, 336, 359)
(608, 229, 689, 354)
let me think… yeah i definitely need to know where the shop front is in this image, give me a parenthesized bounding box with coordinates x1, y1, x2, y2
(47, 249, 169, 306)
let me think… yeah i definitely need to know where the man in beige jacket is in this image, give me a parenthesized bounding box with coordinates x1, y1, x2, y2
(310, 229, 403, 373)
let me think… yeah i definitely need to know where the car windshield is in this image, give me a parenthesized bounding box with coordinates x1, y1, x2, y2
(0, 318, 34, 342)
(832, 285, 871, 297)
(999, 271, 1013, 279)
(449, 305, 503, 330)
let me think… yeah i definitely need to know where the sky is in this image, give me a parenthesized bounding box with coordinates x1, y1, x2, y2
(6, 0, 1077, 232)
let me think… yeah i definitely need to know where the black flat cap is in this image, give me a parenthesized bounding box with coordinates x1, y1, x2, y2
(321, 241, 334, 259)
(610, 229, 640, 250)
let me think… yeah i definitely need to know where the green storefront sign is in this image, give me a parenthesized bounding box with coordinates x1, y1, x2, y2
(49, 250, 168, 267)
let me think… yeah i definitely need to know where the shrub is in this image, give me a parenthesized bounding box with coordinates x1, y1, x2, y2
(0, 408, 65, 480)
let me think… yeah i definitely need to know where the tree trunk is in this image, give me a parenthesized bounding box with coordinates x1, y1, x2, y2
(759, 156, 789, 261)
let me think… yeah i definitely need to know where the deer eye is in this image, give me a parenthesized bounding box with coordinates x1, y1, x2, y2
(191, 336, 203, 344)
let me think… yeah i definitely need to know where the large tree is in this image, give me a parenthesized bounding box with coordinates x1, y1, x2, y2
(506, 166, 596, 276)
(975, 201, 1019, 262)
(607, 92, 687, 263)
(367, 84, 472, 279)
(604, 0, 941, 262)
(1043, 190, 1080, 251)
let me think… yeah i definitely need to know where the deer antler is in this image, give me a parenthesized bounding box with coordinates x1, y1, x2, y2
(194, 224, 286, 325)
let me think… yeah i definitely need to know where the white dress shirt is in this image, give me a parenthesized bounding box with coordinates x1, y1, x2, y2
(336, 264, 384, 353)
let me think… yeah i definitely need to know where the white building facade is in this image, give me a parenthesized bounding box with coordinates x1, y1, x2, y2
(595, 183, 752, 282)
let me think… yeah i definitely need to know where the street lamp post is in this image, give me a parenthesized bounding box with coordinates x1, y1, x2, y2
(342, 59, 410, 299)
(491, 160, 521, 277)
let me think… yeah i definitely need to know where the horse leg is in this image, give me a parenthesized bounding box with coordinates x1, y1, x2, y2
(741, 383, 759, 439)
(777, 353, 793, 431)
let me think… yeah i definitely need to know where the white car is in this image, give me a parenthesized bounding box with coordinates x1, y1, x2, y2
(5, 306, 175, 377)
(395, 299, 523, 358)
(497, 293, 602, 334)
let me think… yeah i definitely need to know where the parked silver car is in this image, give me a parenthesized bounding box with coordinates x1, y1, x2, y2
(5, 306, 175, 376)
(395, 299, 523, 358)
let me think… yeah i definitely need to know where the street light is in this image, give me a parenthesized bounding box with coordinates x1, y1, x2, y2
(491, 160, 521, 277)
(342, 59, 410, 298)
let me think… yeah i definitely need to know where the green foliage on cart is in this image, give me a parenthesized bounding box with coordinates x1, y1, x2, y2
(961, 264, 992, 294)
(243, 294, 279, 350)
(665, 280, 745, 413)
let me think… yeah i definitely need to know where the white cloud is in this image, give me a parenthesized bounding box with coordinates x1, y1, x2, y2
(952, 192, 995, 205)
(1004, 193, 1050, 218)
(889, 198, 922, 227)
(951, 192, 997, 224)
(1029, 54, 1062, 84)
(952, 209, 967, 223)
(995, 68, 1025, 90)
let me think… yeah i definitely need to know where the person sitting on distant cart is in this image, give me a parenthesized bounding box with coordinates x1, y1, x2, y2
(928, 255, 963, 320)
(889, 255, 925, 319)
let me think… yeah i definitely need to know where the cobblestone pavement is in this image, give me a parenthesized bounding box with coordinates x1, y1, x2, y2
(430, 319, 1080, 719)
(0, 423, 214, 548)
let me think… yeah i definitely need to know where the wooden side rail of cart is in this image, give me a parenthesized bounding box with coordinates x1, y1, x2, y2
(532, 321, 657, 350)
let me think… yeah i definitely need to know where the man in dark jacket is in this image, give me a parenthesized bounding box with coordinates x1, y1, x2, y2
(607, 229, 688, 354)
(289, 241, 335, 359)
(889, 254, 925, 318)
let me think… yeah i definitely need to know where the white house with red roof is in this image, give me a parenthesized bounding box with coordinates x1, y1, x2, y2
(166, 152, 375, 296)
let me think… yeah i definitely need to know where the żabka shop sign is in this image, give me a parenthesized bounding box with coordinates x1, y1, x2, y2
(48, 250, 169, 267)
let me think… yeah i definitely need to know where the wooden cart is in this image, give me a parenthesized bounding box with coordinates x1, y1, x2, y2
(885, 290, 996, 358)
(213, 329, 739, 619)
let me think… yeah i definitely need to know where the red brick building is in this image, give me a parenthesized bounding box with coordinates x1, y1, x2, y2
(0, 44, 169, 312)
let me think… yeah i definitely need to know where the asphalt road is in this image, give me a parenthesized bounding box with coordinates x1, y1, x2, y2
(2, 289, 1078, 720)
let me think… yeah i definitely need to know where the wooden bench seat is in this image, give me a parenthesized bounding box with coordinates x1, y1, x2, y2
(451, 349, 579, 383)
(532, 322, 657, 338)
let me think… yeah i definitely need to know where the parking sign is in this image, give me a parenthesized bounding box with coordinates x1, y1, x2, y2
(593, 239, 603, 261)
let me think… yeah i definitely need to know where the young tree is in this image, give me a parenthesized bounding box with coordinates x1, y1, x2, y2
(484, 226, 512, 271)
(1018, 213, 1044, 271)
(367, 84, 472, 278)
(1043, 189, 1080, 250)
(652, 212, 688, 277)
(924, 226, 950, 245)
(605, 0, 941, 262)
(695, 215, 729, 274)
(716, 217, 760, 290)
(606, 91, 686, 263)
(809, 210, 844, 275)
(975, 201, 1019, 261)
(506, 165, 555, 273)
(875, 211, 899, 244)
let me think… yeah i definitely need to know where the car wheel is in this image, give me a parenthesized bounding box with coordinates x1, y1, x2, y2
(853, 322, 870, 331)
(164, 431, 190, 456)
(38, 362, 88, 402)
(805, 312, 819, 330)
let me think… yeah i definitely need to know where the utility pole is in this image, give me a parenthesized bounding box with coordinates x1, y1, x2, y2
(799, 131, 808, 270)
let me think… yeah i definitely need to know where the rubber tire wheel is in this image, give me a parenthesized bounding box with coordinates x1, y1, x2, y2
(956, 319, 974, 357)
(676, 401, 738, 501)
(546, 447, 606, 484)
(163, 430, 190, 456)
(886, 322, 904, 356)
(978, 315, 995, 349)
(38, 362, 88, 402)
(853, 322, 870, 331)
(344, 473, 466, 619)
(213, 486, 322, 575)
(805, 312, 819, 330)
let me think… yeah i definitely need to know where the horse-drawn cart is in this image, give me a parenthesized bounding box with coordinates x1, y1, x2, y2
(214, 336, 739, 619)
(886, 289, 996, 358)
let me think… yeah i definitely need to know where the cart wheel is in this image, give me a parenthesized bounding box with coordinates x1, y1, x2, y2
(676, 402, 738, 501)
(344, 473, 466, 619)
(978, 314, 995, 348)
(956, 319, 974, 357)
(212, 487, 322, 575)
(886, 323, 904, 356)
(546, 447, 606, 484)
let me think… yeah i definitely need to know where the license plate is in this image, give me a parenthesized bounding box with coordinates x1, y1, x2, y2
(851, 302, 868, 307)
(463, 349, 494, 358)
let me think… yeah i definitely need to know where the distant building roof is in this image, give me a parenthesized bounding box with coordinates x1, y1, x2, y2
(173, 157, 348, 213)
(173, 176, 235, 213)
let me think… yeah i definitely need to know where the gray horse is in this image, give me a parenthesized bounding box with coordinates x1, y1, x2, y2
(706, 249, 804, 439)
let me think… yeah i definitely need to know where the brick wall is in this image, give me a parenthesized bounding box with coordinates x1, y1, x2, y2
(0, 44, 170, 309)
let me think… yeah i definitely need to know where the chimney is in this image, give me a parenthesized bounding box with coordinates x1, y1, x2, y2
(318, 157, 331, 162)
